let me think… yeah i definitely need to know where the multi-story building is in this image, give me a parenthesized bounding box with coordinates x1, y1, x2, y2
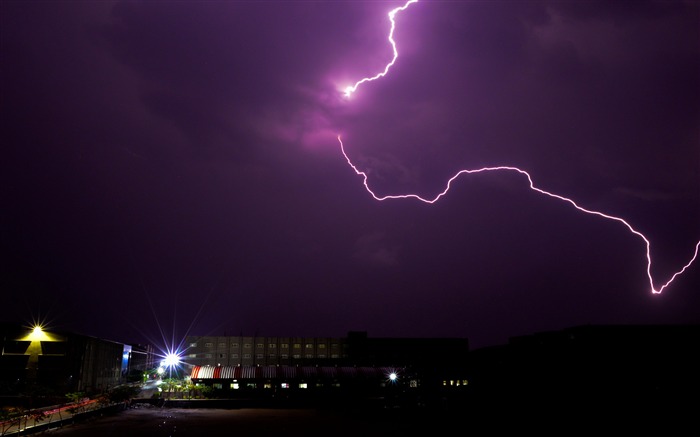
(183, 331, 470, 369)
(185, 332, 470, 405)
(183, 336, 348, 367)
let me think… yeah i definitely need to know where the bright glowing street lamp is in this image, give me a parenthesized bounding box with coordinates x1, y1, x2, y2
(163, 353, 180, 369)
(160, 352, 181, 399)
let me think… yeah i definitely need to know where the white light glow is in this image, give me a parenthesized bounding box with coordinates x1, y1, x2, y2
(163, 353, 180, 368)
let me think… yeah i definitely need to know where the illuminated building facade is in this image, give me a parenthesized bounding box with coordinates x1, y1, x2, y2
(184, 336, 348, 367)
(185, 332, 470, 404)
(184, 331, 469, 368)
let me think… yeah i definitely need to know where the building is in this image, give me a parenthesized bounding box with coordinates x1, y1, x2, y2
(184, 331, 469, 368)
(0, 323, 131, 395)
(127, 343, 156, 377)
(185, 332, 470, 406)
(464, 324, 700, 433)
(184, 335, 348, 367)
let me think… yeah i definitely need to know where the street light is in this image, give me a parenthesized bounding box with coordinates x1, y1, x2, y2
(163, 353, 180, 369)
(161, 353, 181, 399)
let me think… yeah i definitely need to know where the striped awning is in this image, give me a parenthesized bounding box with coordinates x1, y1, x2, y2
(281, 366, 297, 379)
(191, 365, 400, 380)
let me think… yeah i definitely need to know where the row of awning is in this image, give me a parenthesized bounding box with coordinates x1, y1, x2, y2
(191, 365, 401, 380)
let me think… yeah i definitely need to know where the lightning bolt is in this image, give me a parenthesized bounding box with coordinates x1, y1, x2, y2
(338, 136, 700, 295)
(338, 0, 700, 294)
(343, 0, 418, 98)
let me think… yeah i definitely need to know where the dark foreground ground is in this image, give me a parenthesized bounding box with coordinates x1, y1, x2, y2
(37, 402, 698, 437)
(42, 405, 445, 436)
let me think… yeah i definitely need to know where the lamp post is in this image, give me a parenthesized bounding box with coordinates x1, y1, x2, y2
(162, 353, 180, 399)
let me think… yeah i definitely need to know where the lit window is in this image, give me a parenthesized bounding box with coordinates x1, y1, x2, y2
(281, 344, 289, 349)
(264, 383, 272, 389)
(213, 383, 222, 390)
(269, 344, 276, 348)
(318, 344, 326, 349)
(189, 343, 197, 347)
(293, 344, 301, 349)
(281, 354, 288, 359)
(293, 354, 301, 359)
(299, 383, 308, 389)
(256, 343, 264, 348)
(305, 344, 313, 349)
(281, 383, 289, 389)
(463, 380, 469, 386)
(188, 354, 197, 358)
(231, 383, 239, 390)
(410, 380, 418, 388)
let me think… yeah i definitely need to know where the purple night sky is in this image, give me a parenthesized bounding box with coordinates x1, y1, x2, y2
(2, 0, 699, 350)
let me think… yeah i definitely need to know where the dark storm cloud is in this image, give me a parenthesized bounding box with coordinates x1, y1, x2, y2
(2, 1, 698, 349)
(353, 232, 400, 267)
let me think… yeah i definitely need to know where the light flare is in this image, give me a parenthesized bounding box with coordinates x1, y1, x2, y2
(337, 0, 699, 294)
(163, 352, 181, 368)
